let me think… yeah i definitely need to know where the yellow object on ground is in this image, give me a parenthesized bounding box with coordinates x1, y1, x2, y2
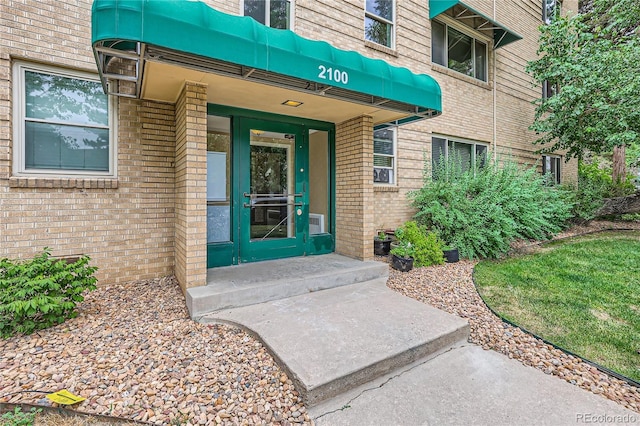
(46, 390, 85, 405)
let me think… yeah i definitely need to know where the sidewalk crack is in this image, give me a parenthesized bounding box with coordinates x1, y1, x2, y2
(314, 343, 470, 421)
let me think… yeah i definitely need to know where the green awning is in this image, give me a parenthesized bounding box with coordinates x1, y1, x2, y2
(429, 0, 522, 49)
(91, 0, 442, 123)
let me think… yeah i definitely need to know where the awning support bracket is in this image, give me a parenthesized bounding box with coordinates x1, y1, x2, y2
(94, 41, 145, 98)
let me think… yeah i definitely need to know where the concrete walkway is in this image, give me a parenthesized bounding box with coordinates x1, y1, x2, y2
(199, 256, 639, 425)
(203, 279, 469, 406)
(312, 344, 638, 425)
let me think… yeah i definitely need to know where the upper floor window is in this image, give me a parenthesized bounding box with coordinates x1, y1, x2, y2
(432, 21, 488, 82)
(365, 0, 395, 48)
(542, 155, 561, 184)
(542, 80, 560, 99)
(13, 62, 114, 177)
(432, 136, 487, 178)
(244, 0, 291, 30)
(543, 0, 562, 24)
(373, 128, 396, 184)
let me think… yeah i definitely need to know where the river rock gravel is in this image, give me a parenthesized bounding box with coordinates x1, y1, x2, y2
(0, 276, 310, 425)
(1, 221, 638, 424)
(386, 221, 640, 414)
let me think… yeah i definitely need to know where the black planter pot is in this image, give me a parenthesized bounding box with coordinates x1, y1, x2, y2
(374, 238, 392, 256)
(443, 248, 459, 263)
(390, 254, 414, 272)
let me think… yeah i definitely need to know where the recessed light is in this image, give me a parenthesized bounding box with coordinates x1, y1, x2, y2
(282, 100, 303, 107)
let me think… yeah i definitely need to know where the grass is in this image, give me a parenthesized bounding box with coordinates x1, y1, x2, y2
(474, 231, 640, 382)
(0, 405, 141, 425)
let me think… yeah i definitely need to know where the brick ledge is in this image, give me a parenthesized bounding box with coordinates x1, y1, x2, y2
(364, 40, 399, 57)
(430, 64, 492, 90)
(374, 185, 400, 193)
(8, 177, 119, 189)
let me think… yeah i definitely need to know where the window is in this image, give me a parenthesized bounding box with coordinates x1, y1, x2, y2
(432, 21, 487, 82)
(13, 62, 114, 176)
(207, 116, 232, 243)
(543, 0, 562, 24)
(432, 136, 487, 177)
(373, 128, 396, 184)
(243, 0, 291, 29)
(365, 0, 395, 48)
(542, 80, 560, 99)
(542, 155, 561, 184)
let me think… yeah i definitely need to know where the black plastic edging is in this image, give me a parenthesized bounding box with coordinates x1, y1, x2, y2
(471, 242, 640, 389)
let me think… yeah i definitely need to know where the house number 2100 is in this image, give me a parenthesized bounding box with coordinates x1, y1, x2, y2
(318, 65, 349, 85)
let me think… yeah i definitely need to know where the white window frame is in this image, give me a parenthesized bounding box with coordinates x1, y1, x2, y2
(431, 18, 489, 82)
(542, 155, 561, 184)
(364, 0, 396, 49)
(241, 0, 295, 30)
(373, 127, 397, 185)
(543, 0, 562, 24)
(12, 61, 117, 178)
(432, 135, 488, 174)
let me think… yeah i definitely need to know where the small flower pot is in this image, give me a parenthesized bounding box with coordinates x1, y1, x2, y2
(391, 254, 414, 272)
(374, 237, 392, 256)
(443, 248, 459, 263)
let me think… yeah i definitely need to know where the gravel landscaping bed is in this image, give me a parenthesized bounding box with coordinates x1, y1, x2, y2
(386, 220, 640, 414)
(1, 220, 638, 424)
(0, 276, 310, 425)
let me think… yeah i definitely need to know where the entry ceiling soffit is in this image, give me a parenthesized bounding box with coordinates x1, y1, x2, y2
(91, 0, 442, 127)
(429, 0, 523, 49)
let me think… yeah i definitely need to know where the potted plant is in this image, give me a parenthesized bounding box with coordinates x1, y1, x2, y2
(442, 245, 459, 263)
(390, 240, 415, 272)
(373, 229, 392, 256)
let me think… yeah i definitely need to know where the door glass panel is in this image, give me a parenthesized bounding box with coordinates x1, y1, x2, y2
(207, 116, 231, 243)
(308, 130, 328, 235)
(250, 129, 295, 240)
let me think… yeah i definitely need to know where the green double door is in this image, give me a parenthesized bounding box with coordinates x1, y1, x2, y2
(237, 118, 308, 263)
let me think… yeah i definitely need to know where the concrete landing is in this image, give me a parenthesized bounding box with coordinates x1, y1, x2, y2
(187, 254, 388, 317)
(202, 279, 470, 406)
(312, 344, 639, 425)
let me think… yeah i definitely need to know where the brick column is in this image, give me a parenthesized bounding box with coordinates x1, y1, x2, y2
(174, 81, 208, 292)
(335, 115, 375, 260)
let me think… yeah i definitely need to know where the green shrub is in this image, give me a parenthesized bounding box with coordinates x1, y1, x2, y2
(567, 160, 637, 222)
(561, 179, 605, 223)
(393, 221, 444, 267)
(0, 248, 98, 338)
(410, 156, 573, 259)
(389, 239, 415, 259)
(0, 407, 41, 426)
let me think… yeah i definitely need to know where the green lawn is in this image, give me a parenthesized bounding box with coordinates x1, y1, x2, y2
(474, 231, 640, 381)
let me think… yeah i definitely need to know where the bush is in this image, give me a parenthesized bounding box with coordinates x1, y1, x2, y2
(393, 221, 445, 267)
(0, 248, 98, 338)
(566, 160, 637, 222)
(410, 156, 573, 259)
(1, 407, 41, 426)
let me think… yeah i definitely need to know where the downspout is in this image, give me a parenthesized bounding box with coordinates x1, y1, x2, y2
(492, 0, 497, 164)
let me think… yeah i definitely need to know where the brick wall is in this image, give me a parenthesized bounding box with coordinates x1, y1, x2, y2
(335, 116, 375, 260)
(0, 0, 582, 283)
(295, 0, 581, 229)
(0, 0, 177, 285)
(174, 82, 208, 292)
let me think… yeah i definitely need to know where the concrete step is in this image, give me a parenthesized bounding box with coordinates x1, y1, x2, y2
(202, 279, 470, 407)
(186, 254, 388, 318)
